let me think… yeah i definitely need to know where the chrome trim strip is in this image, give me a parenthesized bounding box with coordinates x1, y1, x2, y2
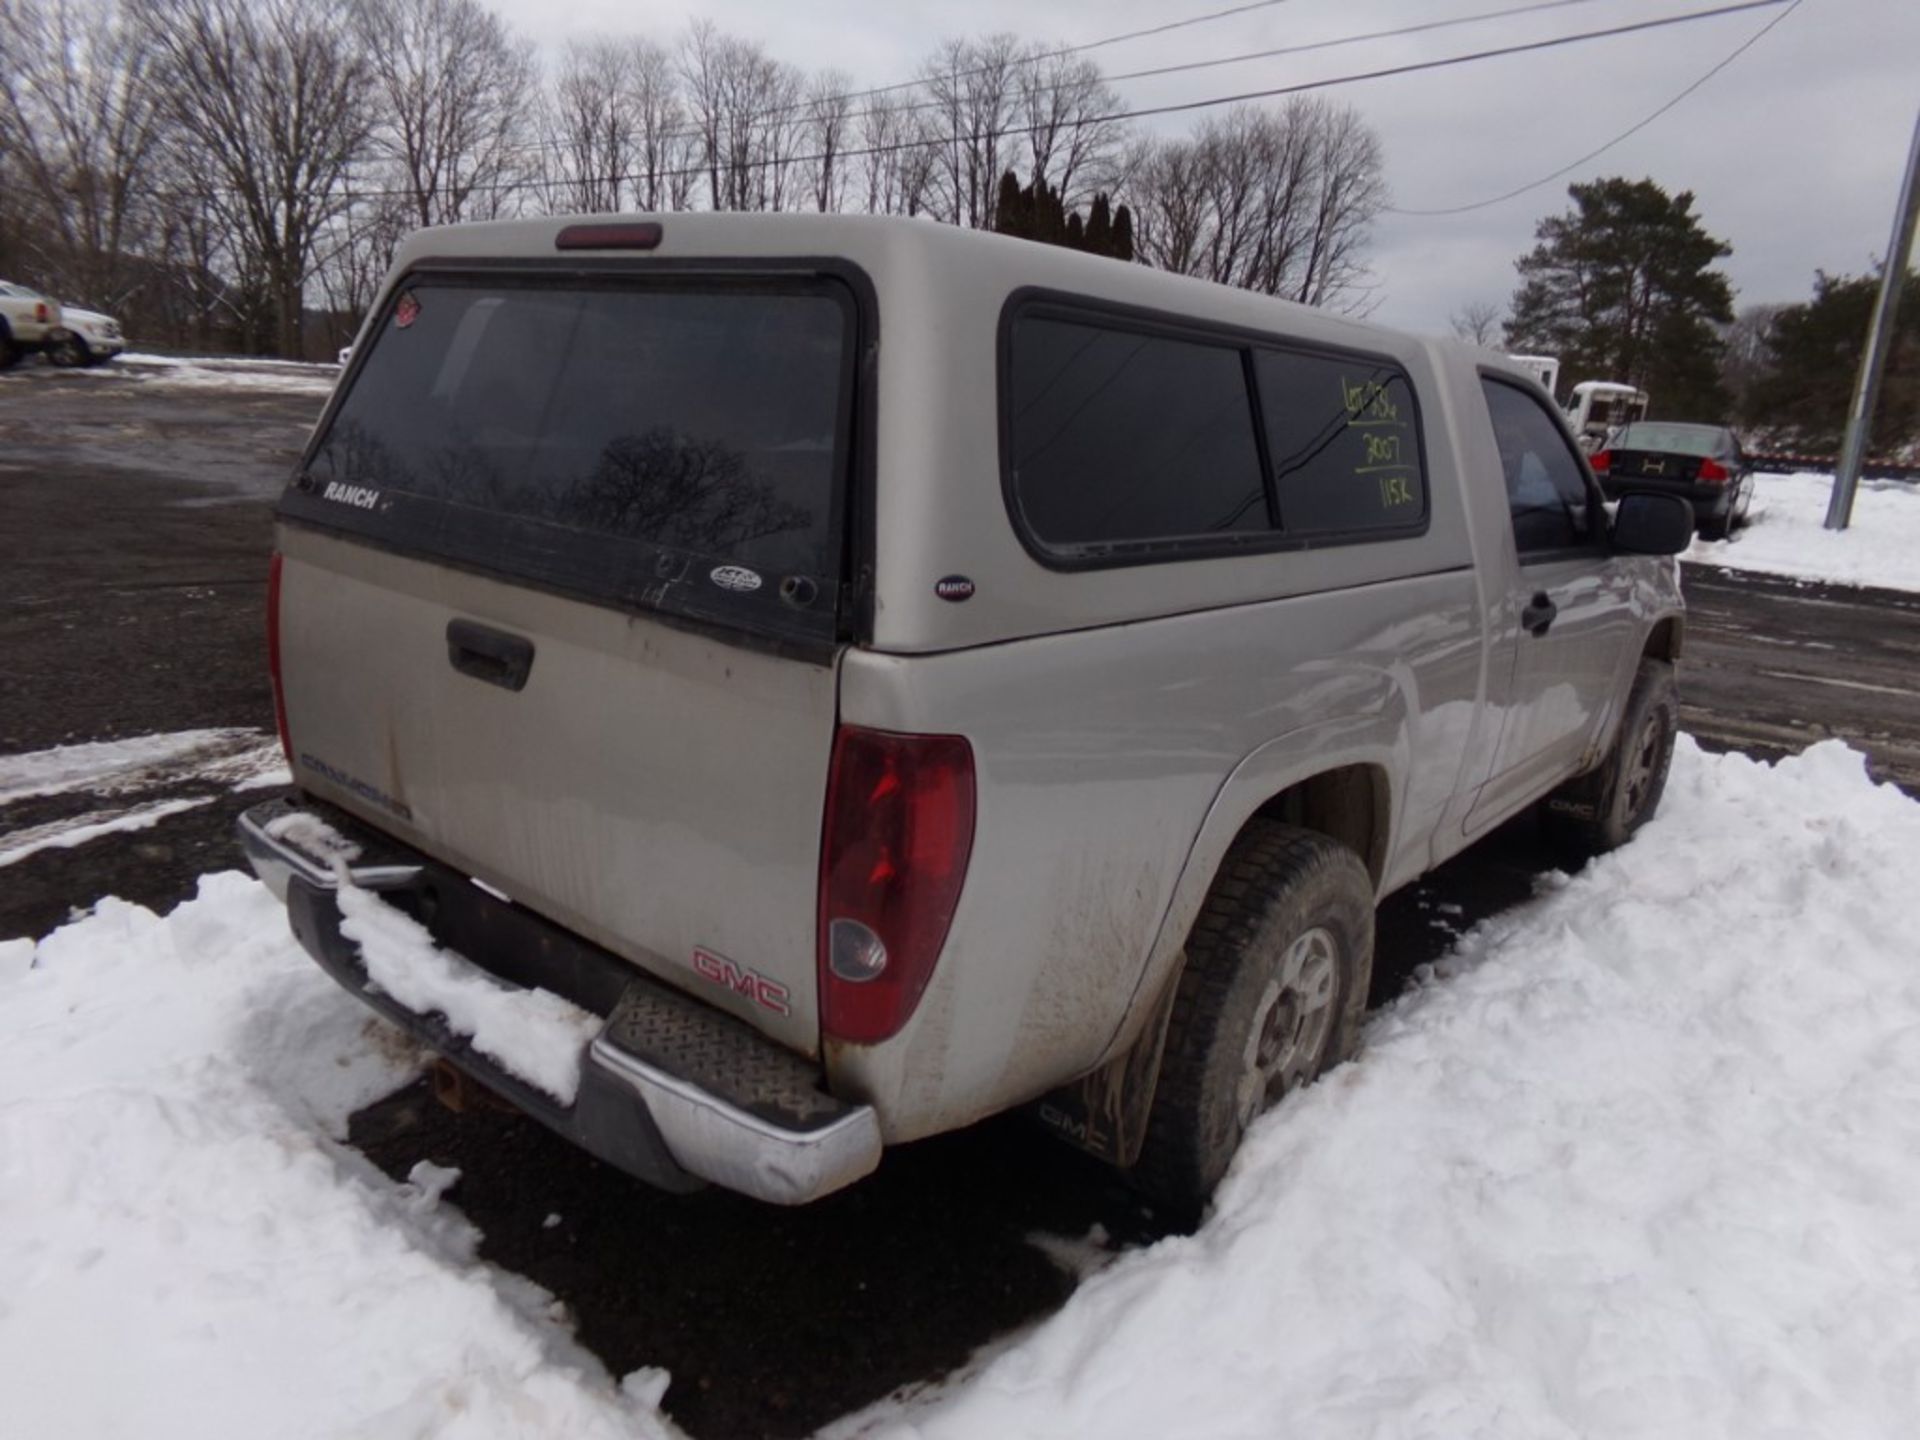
(588, 1036, 882, 1205)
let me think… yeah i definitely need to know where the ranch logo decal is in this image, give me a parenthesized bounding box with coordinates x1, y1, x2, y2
(709, 564, 763, 593)
(934, 574, 976, 603)
(321, 481, 381, 510)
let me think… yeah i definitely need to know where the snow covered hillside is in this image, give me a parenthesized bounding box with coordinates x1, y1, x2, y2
(1687, 470, 1920, 593)
(7, 738, 1920, 1439)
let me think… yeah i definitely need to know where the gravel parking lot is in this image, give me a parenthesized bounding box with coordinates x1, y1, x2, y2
(6, 357, 1919, 1437)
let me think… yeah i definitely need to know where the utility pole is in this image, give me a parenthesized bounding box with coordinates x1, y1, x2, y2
(1827, 109, 1920, 530)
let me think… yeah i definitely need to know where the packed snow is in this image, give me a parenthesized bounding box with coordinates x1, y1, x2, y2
(0, 727, 286, 804)
(69, 352, 339, 395)
(1687, 470, 1920, 593)
(0, 728, 289, 870)
(0, 796, 212, 869)
(6, 738, 1920, 1438)
(337, 882, 602, 1104)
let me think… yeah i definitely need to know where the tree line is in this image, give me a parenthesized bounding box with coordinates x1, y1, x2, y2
(1460, 175, 1917, 455)
(0, 0, 1388, 359)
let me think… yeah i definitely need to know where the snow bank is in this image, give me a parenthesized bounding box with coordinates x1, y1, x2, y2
(84, 353, 339, 395)
(7, 740, 1920, 1440)
(1687, 470, 1920, 593)
(852, 738, 1920, 1440)
(0, 874, 678, 1440)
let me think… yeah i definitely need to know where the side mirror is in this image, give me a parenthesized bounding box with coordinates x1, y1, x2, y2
(1612, 492, 1694, 555)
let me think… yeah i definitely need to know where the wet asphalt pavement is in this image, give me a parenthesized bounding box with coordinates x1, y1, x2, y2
(4, 356, 1918, 1437)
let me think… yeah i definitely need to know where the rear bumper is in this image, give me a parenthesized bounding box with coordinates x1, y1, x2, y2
(238, 797, 881, 1205)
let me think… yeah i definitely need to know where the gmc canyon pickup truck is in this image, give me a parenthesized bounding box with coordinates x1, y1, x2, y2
(239, 215, 1692, 1218)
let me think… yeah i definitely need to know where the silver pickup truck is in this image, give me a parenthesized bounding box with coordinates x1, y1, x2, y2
(239, 215, 1691, 1219)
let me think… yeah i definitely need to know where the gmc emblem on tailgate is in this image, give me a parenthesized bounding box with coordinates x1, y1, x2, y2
(692, 946, 792, 1017)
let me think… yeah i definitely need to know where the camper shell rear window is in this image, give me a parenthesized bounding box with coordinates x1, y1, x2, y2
(285, 268, 861, 652)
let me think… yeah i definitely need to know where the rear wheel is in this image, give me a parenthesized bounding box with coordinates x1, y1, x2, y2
(1543, 657, 1678, 857)
(1132, 821, 1374, 1225)
(0, 324, 19, 371)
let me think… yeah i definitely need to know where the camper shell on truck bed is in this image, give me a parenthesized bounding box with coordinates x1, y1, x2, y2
(241, 213, 1689, 1216)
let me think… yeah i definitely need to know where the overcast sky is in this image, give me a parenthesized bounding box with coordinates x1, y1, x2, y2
(490, 0, 1918, 336)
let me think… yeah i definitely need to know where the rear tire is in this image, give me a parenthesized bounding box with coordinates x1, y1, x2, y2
(1543, 657, 1678, 857)
(0, 324, 19, 371)
(1132, 821, 1374, 1226)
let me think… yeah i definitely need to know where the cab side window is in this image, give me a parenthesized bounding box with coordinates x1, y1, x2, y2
(1481, 377, 1596, 557)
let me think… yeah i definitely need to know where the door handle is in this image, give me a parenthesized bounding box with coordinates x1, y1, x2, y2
(1520, 592, 1558, 637)
(447, 619, 535, 692)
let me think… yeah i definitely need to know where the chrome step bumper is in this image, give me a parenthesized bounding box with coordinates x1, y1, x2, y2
(238, 797, 881, 1205)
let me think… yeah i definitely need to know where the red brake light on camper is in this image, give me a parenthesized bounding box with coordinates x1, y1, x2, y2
(555, 222, 663, 252)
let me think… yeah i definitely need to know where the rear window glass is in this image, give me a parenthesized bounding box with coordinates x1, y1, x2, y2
(1614, 423, 1727, 457)
(1254, 349, 1425, 535)
(1007, 315, 1267, 550)
(289, 276, 853, 646)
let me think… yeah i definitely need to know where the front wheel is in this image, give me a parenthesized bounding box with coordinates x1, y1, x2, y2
(47, 334, 89, 368)
(1132, 821, 1374, 1225)
(1544, 657, 1678, 857)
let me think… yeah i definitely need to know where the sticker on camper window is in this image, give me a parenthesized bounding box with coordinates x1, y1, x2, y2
(709, 564, 762, 593)
(394, 292, 421, 329)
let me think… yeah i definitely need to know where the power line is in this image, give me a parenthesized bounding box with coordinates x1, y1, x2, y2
(414, 0, 1623, 175)
(183, 0, 1795, 208)
(1388, 0, 1806, 215)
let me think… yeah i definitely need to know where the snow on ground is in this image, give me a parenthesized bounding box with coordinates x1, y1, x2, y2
(6, 737, 1920, 1439)
(1687, 470, 1920, 593)
(71, 352, 339, 395)
(0, 727, 283, 805)
(843, 738, 1920, 1439)
(0, 796, 212, 868)
(0, 728, 290, 869)
(0, 874, 675, 1440)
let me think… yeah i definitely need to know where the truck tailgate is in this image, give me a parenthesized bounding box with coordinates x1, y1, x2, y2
(276, 528, 835, 1053)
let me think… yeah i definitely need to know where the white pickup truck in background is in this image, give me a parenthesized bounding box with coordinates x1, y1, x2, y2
(0, 281, 62, 368)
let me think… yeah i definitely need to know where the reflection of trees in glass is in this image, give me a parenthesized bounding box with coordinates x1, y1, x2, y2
(312, 419, 403, 488)
(553, 428, 810, 553)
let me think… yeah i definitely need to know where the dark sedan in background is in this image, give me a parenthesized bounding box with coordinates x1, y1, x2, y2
(1592, 422, 1753, 539)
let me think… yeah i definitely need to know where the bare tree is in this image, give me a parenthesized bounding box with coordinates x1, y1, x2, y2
(805, 70, 853, 212)
(678, 21, 804, 212)
(543, 36, 693, 215)
(354, 0, 536, 228)
(918, 33, 1022, 230)
(547, 39, 636, 214)
(1128, 99, 1386, 312)
(1451, 300, 1504, 346)
(140, 0, 371, 356)
(0, 0, 165, 304)
(855, 90, 934, 217)
(1017, 49, 1126, 212)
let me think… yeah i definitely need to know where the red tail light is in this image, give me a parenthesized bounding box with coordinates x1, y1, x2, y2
(818, 726, 976, 1045)
(34, 302, 48, 324)
(1590, 449, 1611, 473)
(1697, 458, 1729, 482)
(266, 553, 293, 767)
